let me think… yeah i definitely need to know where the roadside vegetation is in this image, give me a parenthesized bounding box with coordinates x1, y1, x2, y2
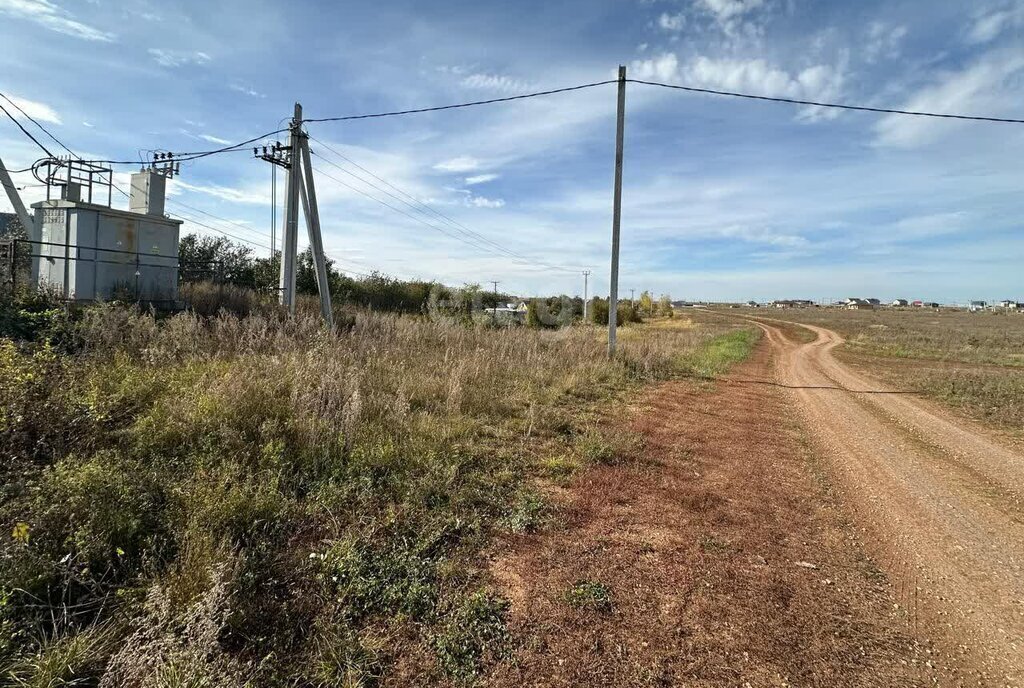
(0, 280, 754, 686)
(746, 308, 1024, 432)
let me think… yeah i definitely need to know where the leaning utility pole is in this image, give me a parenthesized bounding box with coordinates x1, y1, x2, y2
(582, 270, 591, 321)
(0, 154, 33, 233)
(256, 102, 333, 327)
(607, 65, 626, 356)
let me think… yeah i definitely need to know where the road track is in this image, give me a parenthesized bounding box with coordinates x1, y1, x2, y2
(758, 320, 1024, 685)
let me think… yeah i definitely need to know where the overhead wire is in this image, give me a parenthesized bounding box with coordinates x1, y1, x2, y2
(303, 80, 620, 123)
(310, 162, 577, 275)
(625, 78, 1024, 124)
(308, 135, 591, 273)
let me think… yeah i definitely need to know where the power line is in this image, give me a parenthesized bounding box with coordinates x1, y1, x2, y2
(0, 91, 76, 156)
(0, 99, 56, 158)
(626, 79, 1024, 124)
(308, 135, 588, 272)
(71, 128, 290, 166)
(310, 162, 579, 275)
(303, 80, 619, 123)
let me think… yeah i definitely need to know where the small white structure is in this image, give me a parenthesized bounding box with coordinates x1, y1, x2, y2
(30, 171, 182, 303)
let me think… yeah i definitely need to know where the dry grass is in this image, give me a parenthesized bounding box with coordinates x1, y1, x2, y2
(0, 304, 751, 686)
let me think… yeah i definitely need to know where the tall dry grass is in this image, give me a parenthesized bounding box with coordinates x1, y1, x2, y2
(0, 305, 747, 686)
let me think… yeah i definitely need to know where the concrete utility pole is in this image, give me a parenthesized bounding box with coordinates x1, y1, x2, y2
(608, 65, 626, 356)
(279, 103, 302, 314)
(491, 280, 500, 321)
(582, 270, 591, 321)
(258, 103, 333, 327)
(630, 288, 635, 307)
(298, 136, 333, 327)
(0, 154, 33, 233)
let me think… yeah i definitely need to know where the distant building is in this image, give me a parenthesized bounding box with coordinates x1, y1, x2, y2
(746, 300, 760, 308)
(998, 300, 1021, 309)
(846, 298, 875, 310)
(969, 300, 987, 312)
(891, 299, 909, 307)
(772, 299, 814, 309)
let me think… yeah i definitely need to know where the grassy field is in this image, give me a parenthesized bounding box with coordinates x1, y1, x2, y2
(742, 307, 1024, 433)
(0, 299, 755, 687)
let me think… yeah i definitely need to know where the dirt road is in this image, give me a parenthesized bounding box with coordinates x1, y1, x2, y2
(761, 320, 1024, 685)
(488, 339, 927, 686)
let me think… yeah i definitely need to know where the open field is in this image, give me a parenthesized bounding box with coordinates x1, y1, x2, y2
(0, 299, 754, 686)
(735, 307, 1024, 433)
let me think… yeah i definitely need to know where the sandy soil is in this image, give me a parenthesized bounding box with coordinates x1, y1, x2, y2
(761, 320, 1024, 686)
(485, 338, 931, 687)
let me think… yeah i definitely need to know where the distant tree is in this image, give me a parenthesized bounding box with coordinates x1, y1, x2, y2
(639, 290, 654, 317)
(659, 294, 674, 318)
(526, 299, 542, 328)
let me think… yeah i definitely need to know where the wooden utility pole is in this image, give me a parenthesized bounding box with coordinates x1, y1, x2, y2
(608, 65, 626, 356)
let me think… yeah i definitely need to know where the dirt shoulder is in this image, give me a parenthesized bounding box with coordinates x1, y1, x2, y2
(484, 338, 932, 686)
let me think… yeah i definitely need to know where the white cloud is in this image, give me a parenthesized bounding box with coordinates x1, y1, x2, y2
(874, 49, 1024, 148)
(967, 5, 1024, 44)
(658, 12, 685, 31)
(464, 173, 498, 185)
(198, 134, 231, 145)
(467, 196, 505, 208)
(81, 121, 93, 128)
(433, 156, 481, 173)
(699, 0, 764, 22)
(174, 180, 266, 205)
(864, 22, 908, 62)
(630, 53, 680, 82)
(693, 0, 765, 35)
(0, 0, 114, 41)
(3, 94, 61, 124)
(635, 53, 846, 117)
(148, 48, 211, 68)
(230, 84, 266, 98)
(460, 73, 530, 93)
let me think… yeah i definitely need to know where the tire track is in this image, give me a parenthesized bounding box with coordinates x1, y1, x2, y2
(759, 321, 1024, 686)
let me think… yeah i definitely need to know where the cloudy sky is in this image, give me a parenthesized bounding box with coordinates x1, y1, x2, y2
(1, 0, 1023, 302)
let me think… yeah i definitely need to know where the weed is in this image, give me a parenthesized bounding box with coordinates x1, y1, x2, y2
(432, 590, 510, 682)
(565, 580, 613, 613)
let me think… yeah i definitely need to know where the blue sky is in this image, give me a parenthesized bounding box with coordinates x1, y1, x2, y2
(1, 0, 1023, 303)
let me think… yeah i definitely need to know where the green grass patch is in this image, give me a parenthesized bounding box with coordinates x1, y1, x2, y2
(679, 328, 760, 379)
(565, 580, 613, 613)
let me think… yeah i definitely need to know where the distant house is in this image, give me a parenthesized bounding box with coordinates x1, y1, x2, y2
(969, 300, 987, 312)
(998, 300, 1021, 309)
(772, 299, 814, 309)
(846, 298, 875, 310)
(923, 302, 940, 309)
(911, 300, 924, 307)
(867, 298, 881, 306)
(745, 300, 760, 308)
(891, 299, 909, 307)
